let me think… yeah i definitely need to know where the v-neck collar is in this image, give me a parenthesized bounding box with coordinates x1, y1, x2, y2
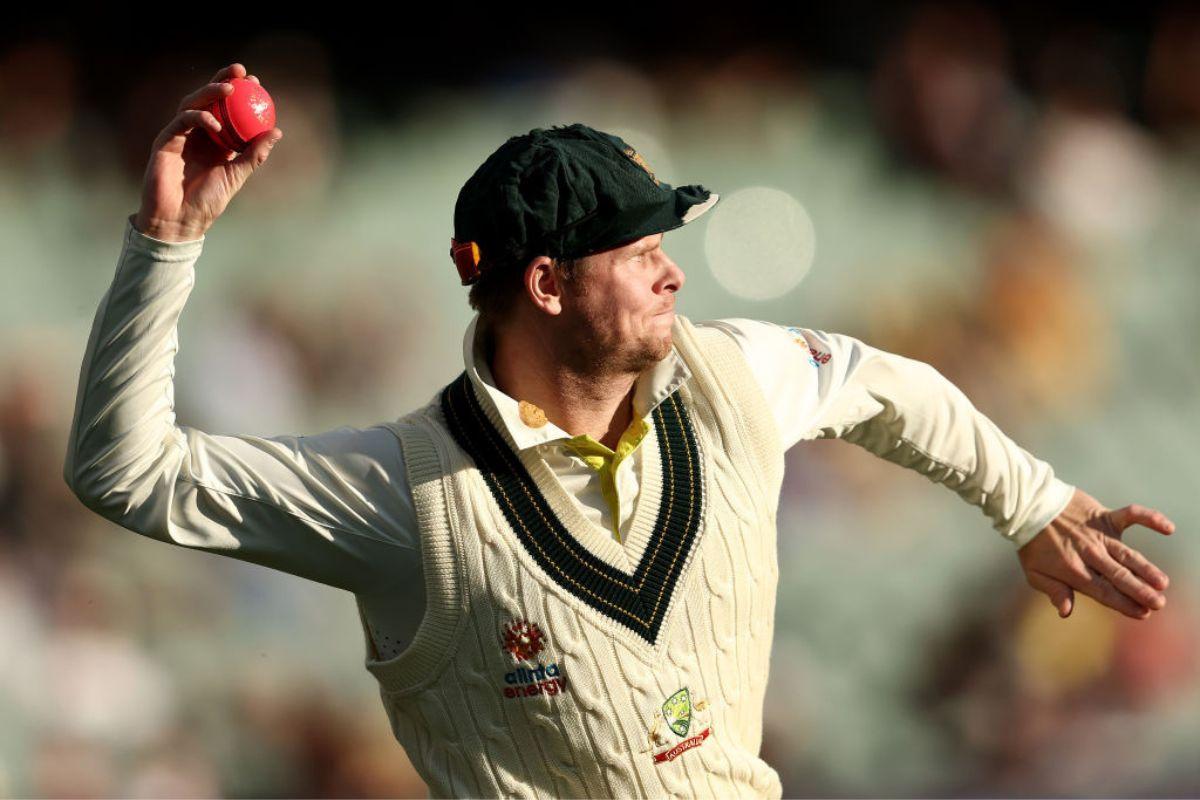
(439, 370, 706, 646)
(461, 315, 691, 452)
(527, 418, 664, 573)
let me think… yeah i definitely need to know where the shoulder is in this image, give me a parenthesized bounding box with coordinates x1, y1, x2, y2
(294, 424, 415, 502)
(674, 316, 781, 420)
(300, 423, 404, 457)
(691, 317, 827, 368)
(376, 390, 465, 487)
(296, 390, 449, 484)
(380, 389, 449, 440)
(674, 318, 788, 482)
(693, 317, 811, 351)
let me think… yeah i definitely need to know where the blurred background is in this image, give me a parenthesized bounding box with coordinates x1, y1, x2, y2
(3, 3, 1199, 797)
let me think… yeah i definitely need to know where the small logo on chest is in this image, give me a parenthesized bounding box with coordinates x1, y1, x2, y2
(645, 686, 713, 764)
(502, 620, 546, 661)
(499, 620, 569, 700)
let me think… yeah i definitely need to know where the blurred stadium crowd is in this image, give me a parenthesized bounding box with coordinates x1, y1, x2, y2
(2, 5, 1199, 797)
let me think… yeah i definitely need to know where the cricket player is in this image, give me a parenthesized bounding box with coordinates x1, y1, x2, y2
(65, 63, 1177, 799)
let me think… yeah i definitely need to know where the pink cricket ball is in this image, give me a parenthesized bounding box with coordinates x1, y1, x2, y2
(205, 77, 276, 152)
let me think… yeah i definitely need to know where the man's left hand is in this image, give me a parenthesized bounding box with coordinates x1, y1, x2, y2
(1018, 487, 1175, 620)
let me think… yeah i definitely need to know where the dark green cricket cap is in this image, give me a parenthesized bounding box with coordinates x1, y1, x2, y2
(450, 123, 718, 285)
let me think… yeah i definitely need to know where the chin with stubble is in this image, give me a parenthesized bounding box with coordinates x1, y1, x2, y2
(608, 331, 673, 375)
(560, 328, 672, 378)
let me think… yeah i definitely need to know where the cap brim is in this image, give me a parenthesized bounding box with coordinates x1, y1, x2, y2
(624, 184, 719, 240)
(566, 185, 720, 258)
(681, 191, 719, 224)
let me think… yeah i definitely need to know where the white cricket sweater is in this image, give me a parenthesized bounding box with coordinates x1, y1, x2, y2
(363, 316, 786, 798)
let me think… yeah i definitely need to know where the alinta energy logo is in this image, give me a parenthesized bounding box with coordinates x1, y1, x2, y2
(645, 687, 713, 765)
(499, 620, 568, 700)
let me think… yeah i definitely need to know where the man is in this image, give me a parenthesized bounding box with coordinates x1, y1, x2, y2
(65, 63, 1176, 798)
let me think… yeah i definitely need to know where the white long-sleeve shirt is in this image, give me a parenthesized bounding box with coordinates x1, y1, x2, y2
(64, 217, 1076, 657)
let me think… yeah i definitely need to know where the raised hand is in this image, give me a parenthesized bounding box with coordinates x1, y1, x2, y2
(134, 63, 283, 242)
(1019, 487, 1175, 620)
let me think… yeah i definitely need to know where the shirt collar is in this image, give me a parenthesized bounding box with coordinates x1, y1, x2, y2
(461, 314, 691, 452)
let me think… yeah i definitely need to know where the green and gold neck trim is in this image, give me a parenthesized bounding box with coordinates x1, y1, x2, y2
(440, 372, 705, 645)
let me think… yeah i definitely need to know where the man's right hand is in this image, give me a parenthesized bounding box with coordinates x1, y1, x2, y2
(134, 63, 283, 242)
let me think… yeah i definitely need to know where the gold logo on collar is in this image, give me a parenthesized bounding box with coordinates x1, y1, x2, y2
(519, 400, 548, 428)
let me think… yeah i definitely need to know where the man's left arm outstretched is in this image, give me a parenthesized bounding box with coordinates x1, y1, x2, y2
(705, 318, 1176, 621)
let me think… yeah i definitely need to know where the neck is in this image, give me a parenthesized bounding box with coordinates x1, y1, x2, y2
(487, 319, 639, 450)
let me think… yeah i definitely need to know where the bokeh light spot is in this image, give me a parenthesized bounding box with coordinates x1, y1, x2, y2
(704, 186, 815, 301)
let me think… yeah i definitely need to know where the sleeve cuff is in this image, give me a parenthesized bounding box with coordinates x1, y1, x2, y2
(124, 214, 205, 261)
(1008, 478, 1076, 550)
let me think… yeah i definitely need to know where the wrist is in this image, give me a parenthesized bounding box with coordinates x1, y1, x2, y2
(132, 212, 208, 243)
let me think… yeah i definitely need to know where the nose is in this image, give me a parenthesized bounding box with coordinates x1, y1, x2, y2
(657, 251, 686, 294)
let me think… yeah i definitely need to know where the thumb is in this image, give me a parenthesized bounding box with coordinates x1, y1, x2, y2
(1106, 504, 1176, 537)
(229, 128, 282, 180)
(1027, 570, 1075, 618)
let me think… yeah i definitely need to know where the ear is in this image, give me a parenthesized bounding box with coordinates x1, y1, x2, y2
(524, 255, 565, 316)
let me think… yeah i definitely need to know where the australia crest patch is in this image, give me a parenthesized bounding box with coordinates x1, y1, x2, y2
(644, 686, 713, 764)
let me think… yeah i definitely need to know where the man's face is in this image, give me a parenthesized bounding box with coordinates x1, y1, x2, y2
(558, 232, 686, 375)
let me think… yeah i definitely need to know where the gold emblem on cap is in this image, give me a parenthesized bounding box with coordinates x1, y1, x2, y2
(519, 400, 548, 428)
(624, 147, 659, 185)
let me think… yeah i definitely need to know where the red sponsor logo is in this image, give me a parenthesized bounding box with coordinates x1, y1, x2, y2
(652, 727, 712, 764)
(498, 621, 568, 700)
(808, 346, 831, 365)
(502, 620, 546, 662)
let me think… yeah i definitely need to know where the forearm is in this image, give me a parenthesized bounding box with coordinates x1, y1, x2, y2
(815, 354, 1074, 548)
(64, 214, 202, 510)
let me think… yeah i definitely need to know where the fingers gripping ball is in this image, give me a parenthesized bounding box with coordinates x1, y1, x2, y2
(205, 78, 276, 152)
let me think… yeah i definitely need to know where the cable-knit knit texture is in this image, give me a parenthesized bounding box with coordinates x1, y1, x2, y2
(363, 316, 785, 799)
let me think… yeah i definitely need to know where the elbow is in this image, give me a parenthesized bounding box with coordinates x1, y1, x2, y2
(62, 453, 157, 532)
(63, 444, 98, 509)
(64, 474, 92, 512)
(63, 463, 123, 519)
(63, 441, 117, 513)
(63, 467, 177, 547)
(63, 421, 108, 508)
(62, 425, 182, 525)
